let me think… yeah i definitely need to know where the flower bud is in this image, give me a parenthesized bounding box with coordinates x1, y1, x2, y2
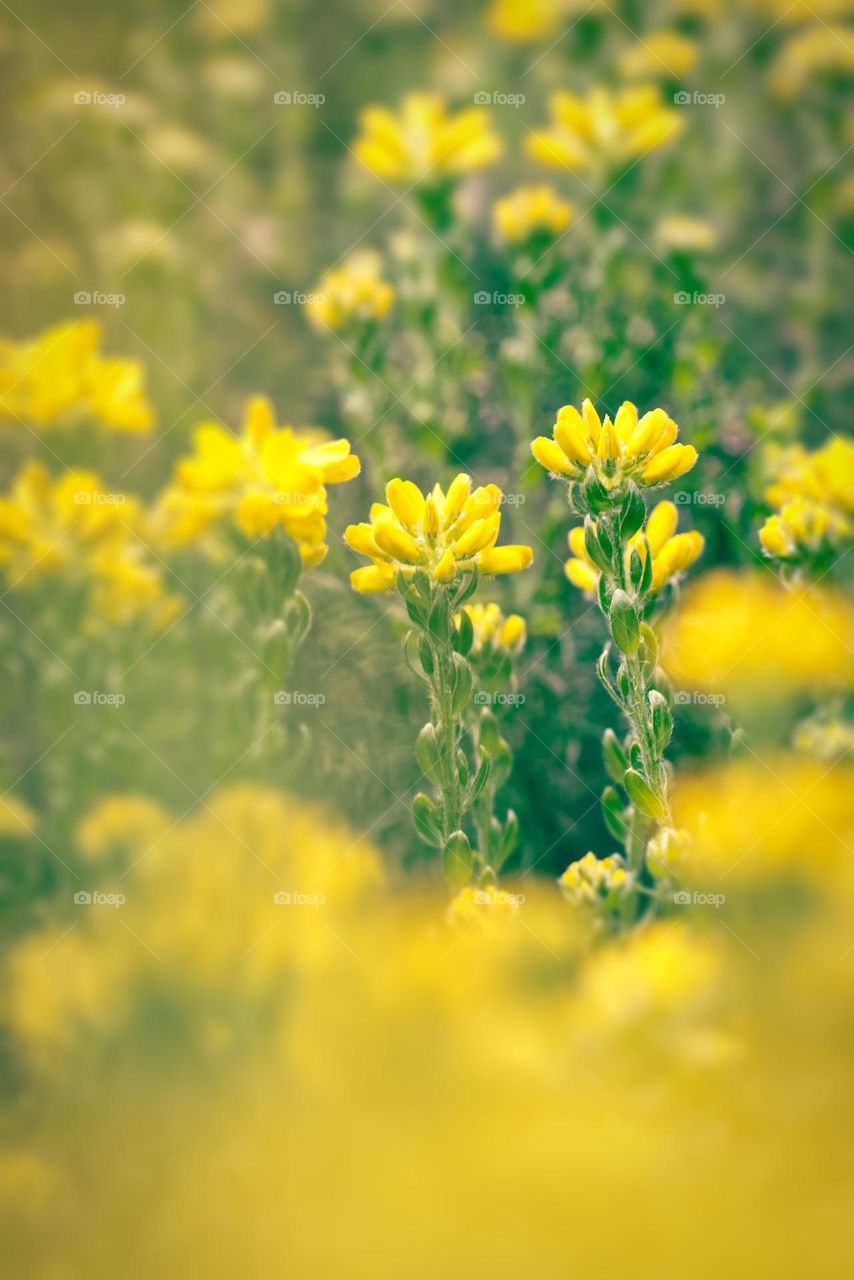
(623, 768, 666, 819)
(412, 793, 442, 847)
(609, 589, 640, 655)
(442, 830, 473, 889)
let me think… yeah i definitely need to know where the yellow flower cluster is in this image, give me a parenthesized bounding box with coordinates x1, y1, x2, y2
(157, 395, 360, 566)
(566, 499, 704, 592)
(353, 93, 503, 184)
(0, 462, 179, 629)
(619, 31, 700, 80)
(559, 851, 632, 905)
(487, 0, 569, 40)
(459, 602, 526, 653)
(0, 320, 153, 433)
(308, 250, 395, 331)
(532, 399, 697, 490)
(493, 184, 575, 243)
(527, 85, 683, 174)
(662, 570, 854, 700)
(345, 474, 533, 593)
(759, 436, 854, 561)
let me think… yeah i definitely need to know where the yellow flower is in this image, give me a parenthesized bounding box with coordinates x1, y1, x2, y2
(459, 602, 527, 654)
(0, 462, 179, 629)
(345, 474, 533, 592)
(0, 320, 153, 432)
(532, 398, 697, 491)
(308, 250, 395, 331)
(759, 436, 853, 563)
(75, 795, 173, 863)
(0, 794, 37, 839)
(487, 0, 568, 40)
(662, 570, 854, 700)
(526, 84, 683, 174)
(768, 23, 854, 97)
(565, 500, 703, 594)
(157, 395, 359, 565)
(353, 93, 503, 184)
(559, 851, 633, 906)
(619, 31, 699, 80)
(493, 185, 575, 244)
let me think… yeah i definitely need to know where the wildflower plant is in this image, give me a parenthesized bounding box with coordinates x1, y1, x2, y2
(345, 474, 532, 887)
(532, 399, 703, 916)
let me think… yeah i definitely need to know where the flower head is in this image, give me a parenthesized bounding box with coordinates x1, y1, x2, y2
(0, 320, 153, 432)
(559, 851, 633, 907)
(353, 93, 503, 184)
(619, 31, 699, 80)
(345, 474, 533, 593)
(308, 250, 395, 332)
(157, 396, 360, 566)
(493, 185, 575, 244)
(526, 84, 683, 174)
(458, 602, 526, 654)
(565, 500, 704, 594)
(532, 398, 697, 493)
(759, 436, 853, 564)
(0, 462, 179, 629)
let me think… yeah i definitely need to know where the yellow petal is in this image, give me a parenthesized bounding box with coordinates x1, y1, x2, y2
(646, 500, 679, 554)
(350, 564, 395, 593)
(477, 545, 533, 574)
(435, 548, 457, 581)
(372, 518, 422, 563)
(532, 436, 573, 474)
(641, 444, 697, 484)
(385, 477, 425, 529)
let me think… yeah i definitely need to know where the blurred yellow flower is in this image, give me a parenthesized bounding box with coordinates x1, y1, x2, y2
(157, 395, 359, 565)
(565, 498, 704, 593)
(662, 569, 854, 698)
(0, 320, 153, 432)
(75, 794, 173, 862)
(673, 756, 854, 885)
(309, 250, 395, 331)
(353, 92, 503, 184)
(559, 851, 633, 906)
(654, 214, 718, 252)
(619, 31, 700, 80)
(526, 85, 683, 174)
(532, 398, 697, 491)
(345, 474, 533, 592)
(759, 436, 853, 563)
(493, 184, 575, 243)
(487, 0, 568, 40)
(769, 24, 854, 97)
(0, 462, 179, 629)
(459, 602, 526, 653)
(0, 793, 36, 838)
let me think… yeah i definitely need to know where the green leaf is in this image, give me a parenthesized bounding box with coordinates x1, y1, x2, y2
(602, 728, 627, 783)
(623, 768, 666, 819)
(412, 793, 442, 847)
(620, 488, 646, 540)
(442, 830, 473, 889)
(601, 786, 628, 842)
(449, 652, 473, 717)
(609, 589, 640, 655)
(415, 723, 443, 784)
(454, 608, 474, 656)
(495, 810, 519, 870)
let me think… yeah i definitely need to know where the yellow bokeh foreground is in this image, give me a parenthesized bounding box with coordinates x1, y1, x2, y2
(2, 775, 853, 1278)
